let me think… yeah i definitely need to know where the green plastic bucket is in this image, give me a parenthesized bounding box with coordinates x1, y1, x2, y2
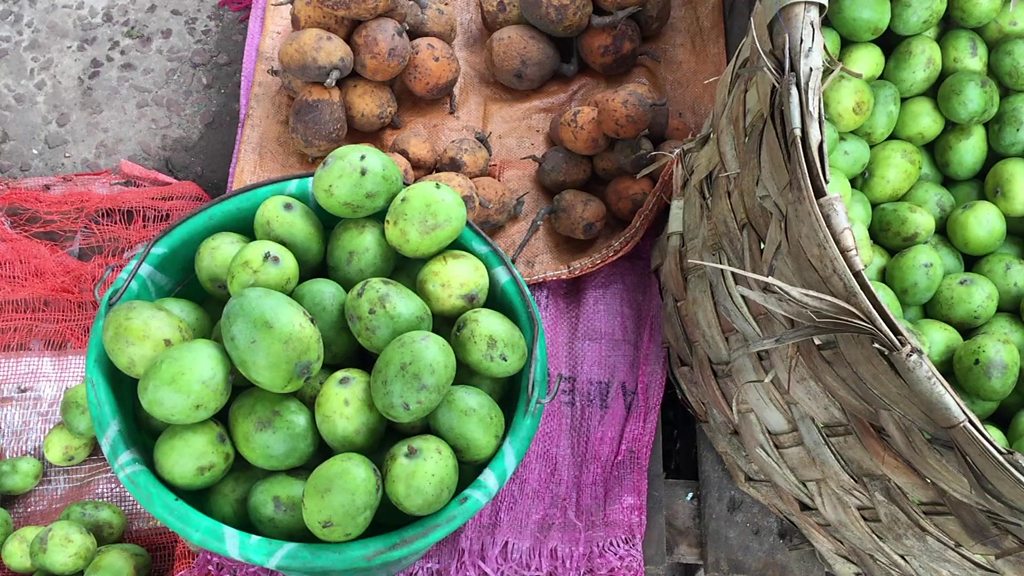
(85, 175, 548, 576)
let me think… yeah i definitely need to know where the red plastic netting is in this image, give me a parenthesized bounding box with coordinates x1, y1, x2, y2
(0, 161, 209, 576)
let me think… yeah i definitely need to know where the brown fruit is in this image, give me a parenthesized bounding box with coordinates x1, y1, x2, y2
(339, 76, 397, 132)
(520, 0, 592, 38)
(579, 19, 641, 76)
(317, 0, 396, 21)
(592, 148, 625, 180)
(633, 0, 671, 38)
(288, 84, 348, 158)
(390, 128, 439, 174)
(550, 189, 607, 240)
(548, 114, 564, 146)
(597, 85, 653, 139)
(437, 137, 491, 178)
(420, 172, 480, 218)
(604, 175, 653, 222)
(279, 71, 315, 98)
(593, 0, 643, 9)
(472, 177, 522, 231)
(479, 0, 526, 31)
(557, 106, 610, 156)
(656, 139, 684, 154)
(532, 146, 593, 193)
(278, 28, 354, 86)
(484, 24, 561, 91)
(585, 90, 613, 110)
(612, 136, 654, 174)
(401, 37, 461, 100)
(290, 0, 357, 38)
(406, 0, 458, 44)
(382, 0, 412, 23)
(350, 17, 411, 82)
(387, 152, 416, 184)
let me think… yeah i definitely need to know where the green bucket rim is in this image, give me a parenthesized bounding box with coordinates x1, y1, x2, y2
(84, 174, 549, 575)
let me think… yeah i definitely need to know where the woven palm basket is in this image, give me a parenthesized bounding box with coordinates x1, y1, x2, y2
(654, 1, 1024, 574)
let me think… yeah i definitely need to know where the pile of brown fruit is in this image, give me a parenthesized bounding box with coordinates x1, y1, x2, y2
(523, 82, 688, 242)
(277, 0, 461, 158)
(479, 0, 671, 90)
(386, 126, 525, 234)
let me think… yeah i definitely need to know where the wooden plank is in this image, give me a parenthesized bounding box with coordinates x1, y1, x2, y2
(645, 419, 668, 576)
(697, 430, 828, 576)
(665, 479, 702, 565)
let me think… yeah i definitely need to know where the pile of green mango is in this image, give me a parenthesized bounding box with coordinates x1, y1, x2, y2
(99, 144, 527, 544)
(823, 0, 1024, 448)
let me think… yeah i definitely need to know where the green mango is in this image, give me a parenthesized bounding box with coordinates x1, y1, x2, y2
(948, 179, 985, 206)
(828, 132, 871, 178)
(882, 35, 942, 97)
(312, 144, 404, 218)
(988, 93, 1024, 157)
(948, 0, 1002, 29)
(946, 200, 1007, 256)
(915, 318, 964, 374)
(978, 1, 1024, 46)
(954, 334, 1019, 402)
(926, 234, 965, 274)
(827, 0, 891, 41)
(934, 123, 988, 181)
(252, 195, 327, 279)
(939, 28, 989, 76)
(370, 331, 457, 423)
(853, 80, 901, 144)
(901, 181, 955, 229)
(892, 96, 946, 146)
(153, 420, 235, 491)
(302, 454, 382, 542)
(869, 202, 935, 251)
(839, 42, 886, 81)
(936, 71, 1000, 125)
(890, 0, 948, 36)
(864, 244, 892, 281)
(992, 38, 1024, 92)
(228, 388, 318, 471)
(870, 280, 904, 318)
(973, 252, 1024, 312)
(925, 272, 999, 330)
(885, 244, 944, 305)
(860, 140, 922, 204)
(823, 72, 875, 132)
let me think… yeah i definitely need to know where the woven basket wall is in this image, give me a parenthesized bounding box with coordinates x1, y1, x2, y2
(654, 1, 1024, 574)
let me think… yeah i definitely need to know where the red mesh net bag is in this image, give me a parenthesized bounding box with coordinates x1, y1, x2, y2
(0, 161, 209, 576)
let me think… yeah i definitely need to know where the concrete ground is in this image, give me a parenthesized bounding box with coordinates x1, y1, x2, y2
(0, 0, 247, 195)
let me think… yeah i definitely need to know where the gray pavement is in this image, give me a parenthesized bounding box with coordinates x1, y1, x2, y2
(0, 0, 247, 195)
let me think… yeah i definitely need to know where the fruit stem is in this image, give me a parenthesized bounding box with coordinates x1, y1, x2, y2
(521, 154, 543, 164)
(511, 206, 553, 263)
(324, 69, 342, 88)
(448, 92, 458, 115)
(475, 130, 494, 156)
(590, 6, 642, 27)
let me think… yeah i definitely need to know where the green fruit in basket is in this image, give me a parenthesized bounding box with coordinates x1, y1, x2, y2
(29, 520, 97, 575)
(891, 96, 945, 146)
(935, 124, 989, 181)
(936, 71, 1000, 125)
(228, 387, 318, 471)
(134, 395, 169, 437)
(221, 287, 324, 394)
(926, 235, 965, 275)
(416, 250, 490, 318)
(853, 80, 900, 145)
(451, 308, 529, 379)
(311, 144, 404, 219)
(382, 434, 459, 516)
(901, 181, 955, 229)
(917, 147, 942, 186)
(988, 93, 1024, 157)
(915, 319, 964, 374)
(302, 453, 382, 542)
(384, 181, 467, 259)
(371, 331, 456, 423)
(979, 2, 1024, 46)
(225, 239, 301, 296)
(864, 240, 889, 281)
(882, 35, 942, 98)
(827, 0, 890, 42)
(154, 297, 213, 340)
(926, 272, 1000, 330)
(43, 422, 96, 467)
(154, 420, 235, 491)
(890, 0, 948, 36)
(955, 381, 1000, 420)
(973, 313, 1024, 358)
(985, 423, 1011, 449)
(985, 158, 1024, 217)
(291, 278, 359, 367)
(900, 320, 931, 355)
(58, 501, 125, 547)
(939, 29, 989, 77)
(828, 132, 870, 179)
(822, 73, 875, 133)
(202, 462, 270, 531)
(997, 236, 1024, 259)
(859, 140, 921, 204)
(101, 300, 193, 380)
(138, 339, 232, 425)
(824, 120, 839, 153)
(390, 256, 427, 292)
(846, 189, 872, 226)
(868, 202, 935, 252)
(247, 471, 313, 541)
(345, 278, 432, 354)
(827, 172, 853, 203)
(949, 0, 1002, 29)
(253, 195, 327, 279)
(325, 218, 397, 291)
(903, 305, 925, 322)
(2, 525, 45, 574)
(428, 385, 506, 464)
(0, 456, 43, 496)
(1009, 410, 1024, 445)
(870, 280, 904, 318)
(822, 26, 842, 59)
(884, 244, 944, 306)
(315, 368, 387, 453)
(947, 200, 1006, 256)
(0, 508, 12, 547)
(839, 43, 885, 82)
(973, 253, 1024, 312)
(851, 221, 874, 267)
(84, 543, 151, 576)
(948, 179, 985, 207)
(955, 334, 1020, 401)
(194, 231, 251, 301)
(59, 381, 94, 439)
